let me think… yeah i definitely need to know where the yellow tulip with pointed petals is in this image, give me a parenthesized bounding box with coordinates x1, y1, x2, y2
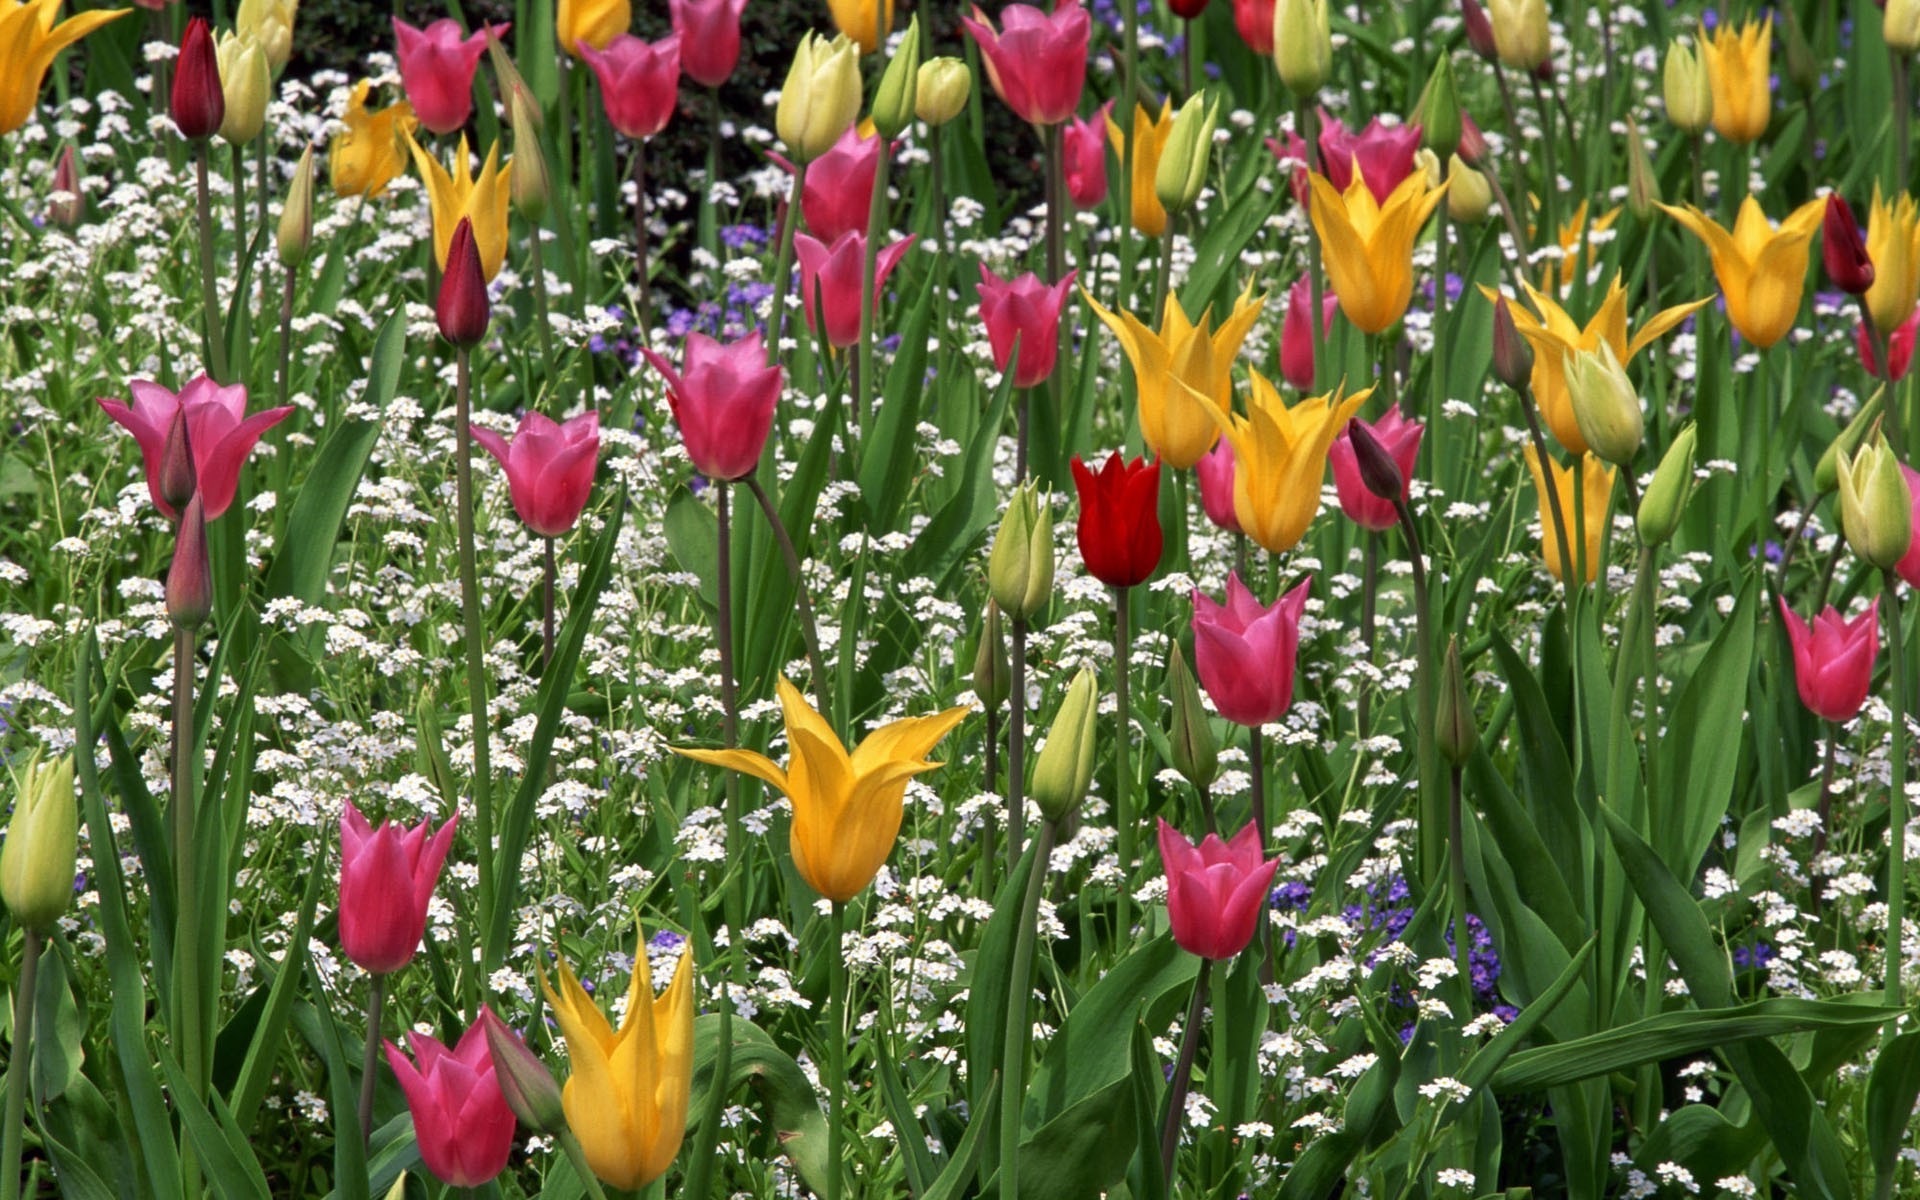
(329, 80, 417, 199)
(1538, 198, 1621, 293)
(826, 0, 893, 54)
(1477, 275, 1708, 457)
(1523, 444, 1615, 585)
(1084, 283, 1266, 469)
(557, 0, 628, 57)
(675, 678, 970, 903)
(0, 0, 128, 135)
(1199, 373, 1370, 554)
(543, 928, 694, 1191)
(1308, 165, 1448, 334)
(1866, 184, 1920, 336)
(1107, 99, 1175, 237)
(405, 130, 513, 280)
(1658, 195, 1824, 349)
(1700, 16, 1772, 144)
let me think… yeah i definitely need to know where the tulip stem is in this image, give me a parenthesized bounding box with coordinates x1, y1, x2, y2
(1517, 385, 1576, 586)
(856, 134, 892, 447)
(1895, 54, 1912, 194)
(1120, 0, 1139, 309)
(1527, 75, 1558, 260)
(827, 900, 849, 1200)
(1008, 617, 1029, 873)
(982, 707, 1000, 888)
(172, 623, 207, 1098)
(1358, 531, 1378, 739)
(1430, 199, 1450, 483)
(1389, 493, 1440, 892)
(453, 348, 497, 946)
(1479, 166, 1532, 288)
(1884, 570, 1909, 1016)
(529, 232, 559, 393)
(1016, 386, 1030, 481)
(542, 536, 556, 669)
(1299, 101, 1327, 367)
(1113, 587, 1134, 942)
(768, 165, 806, 364)
(742, 476, 831, 713)
(1813, 726, 1838, 919)
(558, 1131, 612, 1200)
(1447, 765, 1471, 1001)
(1153, 226, 1174, 324)
(1001, 818, 1055, 1200)
(1491, 63, 1527, 258)
(1, 931, 43, 1200)
(194, 144, 229, 384)
(1157, 955, 1211, 1181)
(277, 265, 295, 414)
(1248, 725, 1273, 987)
(357, 973, 386, 1143)
(630, 142, 651, 335)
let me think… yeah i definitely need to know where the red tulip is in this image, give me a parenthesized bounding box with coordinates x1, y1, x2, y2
(166, 493, 212, 630)
(338, 799, 457, 975)
(1329, 405, 1423, 531)
(1457, 112, 1489, 168)
(1822, 194, 1875, 296)
(171, 17, 223, 141)
(1169, 0, 1208, 16)
(1063, 102, 1111, 209)
(471, 411, 601, 537)
(640, 332, 784, 481)
(977, 264, 1076, 388)
(1195, 438, 1239, 533)
(1231, 0, 1275, 54)
(1070, 452, 1162, 588)
(670, 0, 747, 88)
(772, 127, 883, 245)
(1157, 818, 1280, 961)
(97, 375, 292, 520)
(1858, 312, 1919, 382)
(394, 18, 509, 136)
(1268, 112, 1422, 208)
(384, 1014, 517, 1188)
(580, 34, 682, 140)
(438, 218, 491, 347)
(1779, 598, 1879, 724)
(1898, 463, 1920, 589)
(1279, 275, 1340, 392)
(1191, 572, 1309, 727)
(961, 0, 1091, 127)
(793, 230, 915, 348)
(1460, 0, 1498, 61)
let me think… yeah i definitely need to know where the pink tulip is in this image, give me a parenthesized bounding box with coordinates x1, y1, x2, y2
(1897, 464, 1920, 589)
(1278, 275, 1339, 392)
(793, 231, 915, 348)
(384, 1013, 517, 1188)
(338, 800, 457, 975)
(1231, 0, 1275, 53)
(393, 18, 508, 135)
(1195, 438, 1239, 533)
(977, 264, 1076, 388)
(669, 0, 746, 88)
(1157, 818, 1280, 961)
(470, 411, 601, 538)
(1191, 573, 1310, 728)
(98, 375, 293, 521)
(1779, 598, 1880, 724)
(639, 332, 783, 481)
(1063, 102, 1111, 208)
(579, 34, 681, 140)
(1858, 313, 1919, 383)
(1268, 111, 1423, 208)
(961, 0, 1091, 127)
(771, 127, 883, 245)
(1329, 405, 1423, 531)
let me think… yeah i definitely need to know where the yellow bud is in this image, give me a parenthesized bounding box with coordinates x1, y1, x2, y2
(1663, 42, 1712, 134)
(777, 33, 863, 164)
(1031, 667, 1098, 823)
(1272, 0, 1330, 98)
(235, 0, 295, 72)
(1489, 0, 1550, 70)
(988, 482, 1055, 621)
(1816, 389, 1886, 495)
(1837, 436, 1915, 570)
(1446, 154, 1492, 223)
(1564, 342, 1644, 467)
(1889, 0, 1920, 55)
(277, 143, 316, 268)
(216, 32, 271, 145)
(1414, 147, 1442, 189)
(1154, 91, 1218, 217)
(915, 57, 971, 126)
(1, 754, 77, 933)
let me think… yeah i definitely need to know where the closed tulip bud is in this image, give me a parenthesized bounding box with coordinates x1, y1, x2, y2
(1488, 0, 1549, 71)
(872, 16, 921, 139)
(973, 601, 1010, 709)
(1837, 436, 1914, 570)
(915, 57, 971, 126)
(171, 17, 225, 141)
(1460, 0, 1497, 61)
(1031, 666, 1098, 823)
(158, 408, 197, 514)
(478, 1007, 566, 1133)
(1414, 147, 1442, 190)
(1636, 424, 1696, 546)
(486, 29, 542, 130)
(216, 32, 269, 144)
(1892, 0, 1920, 54)
(1625, 117, 1660, 221)
(1344, 418, 1405, 507)
(777, 33, 862, 164)
(1663, 42, 1712, 135)
(988, 481, 1055, 621)
(1492, 296, 1534, 392)
(277, 144, 316, 268)
(235, 0, 295, 72)
(167, 493, 213, 630)
(508, 91, 550, 222)
(1436, 636, 1478, 767)
(1823, 194, 1875, 296)
(1154, 91, 1218, 216)
(1456, 113, 1488, 168)
(1781, 7, 1816, 91)
(1816, 390, 1886, 494)
(1565, 343, 1643, 467)
(1447, 154, 1491, 223)
(383, 1175, 410, 1200)
(437, 218, 491, 348)
(48, 145, 82, 229)
(0, 754, 76, 933)
(1272, 0, 1330, 98)
(1413, 58, 1461, 159)
(1166, 642, 1217, 789)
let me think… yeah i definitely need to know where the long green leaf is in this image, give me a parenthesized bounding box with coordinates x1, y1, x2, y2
(685, 1013, 829, 1194)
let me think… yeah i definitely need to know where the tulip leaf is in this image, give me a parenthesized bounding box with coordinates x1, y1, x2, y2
(227, 834, 329, 1129)
(872, 1023, 937, 1195)
(662, 483, 718, 610)
(1460, 934, 1597, 1098)
(1275, 1055, 1402, 1200)
(900, 361, 1015, 593)
(859, 259, 937, 532)
(29, 938, 84, 1104)
(964, 840, 1036, 1121)
(156, 1051, 274, 1200)
(687, 1013, 830, 1195)
(1655, 578, 1756, 875)
(1866, 1030, 1920, 1197)
(920, 1080, 998, 1200)
(1631, 1104, 1766, 1186)
(1124, 1019, 1166, 1200)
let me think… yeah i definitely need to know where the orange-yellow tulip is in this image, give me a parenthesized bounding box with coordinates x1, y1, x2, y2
(1308, 166, 1448, 334)
(1700, 16, 1771, 144)
(0, 0, 128, 135)
(1524, 444, 1615, 586)
(1658, 195, 1824, 349)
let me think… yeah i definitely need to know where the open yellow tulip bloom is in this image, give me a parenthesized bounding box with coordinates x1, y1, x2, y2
(1700, 16, 1771, 144)
(1308, 165, 1448, 335)
(544, 929, 694, 1191)
(405, 131, 513, 280)
(330, 80, 418, 199)
(1106, 99, 1174, 237)
(1201, 373, 1369, 554)
(1479, 275, 1708, 457)
(1866, 185, 1920, 336)
(1084, 283, 1266, 470)
(1658, 195, 1823, 350)
(1524, 444, 1615, 585)
(0, 0, 128, 136)
(675, 678, 970, 903)
(826, 0, 893, 54)
(1538, 198, 1621, 293)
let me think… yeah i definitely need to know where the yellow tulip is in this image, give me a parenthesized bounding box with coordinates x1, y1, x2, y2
(1523, 444, 1615, 585)
(1083, 283, 1266, 470)
(1477, 275, 1708, 457)
(1487, 0, 1550, 72)
(675, 678, 970, 903)
(1700, 16, 1771, 144)
(826, 0, 893, 54)
(234, 0, 295, 71)
(1200, 373, 1369, 554)
(404, 131, 513, 280)
(777, 32, 862, 164)
(329, 80, 417, 199)
(557, 0, 628, 56)
(543, 927, 694, 1191)
(216, 31, 270, 145)
(1866, 184, 1920, 336)
(0, 0, 128, 136)
(1106, 99, 1175, 238)
(1658, 195, 1824, 349)
(1308, 166, 1448, 335)
(1537, 198, 1620, 293)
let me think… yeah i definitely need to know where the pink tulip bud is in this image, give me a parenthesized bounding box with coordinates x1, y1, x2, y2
(49, 146, 83, 229)
(1330, 407, 1424, 531)
(477, 1006, 565, 1133)
(1157, 818, 1280, 961)
(338, 799, 457, 975)
(670, 0, 746, 88)
(977, 264, 1076, 389)
(961, 1, 1091, 127)
(1900, 463, 1920, 589)
(1195, 438, 1240, 534)
(166, 493, 213, 630)
(1191, 573, 1309, 728)
(438, 218, 491, 348)
(1491, 296, 1533, 392)
(1779, 598, 1880, 724)
(470, 411, 601, 538)
(772, 127, 883, 245)
(383, 1017, 517, 1187)
(1457, 113, 1489, 168)
(1858, 312, 1919, 382)
(394, 18, 510, 136)
(158, 407, 198, 515)
(579, 33, 682, 141)
(98, 375, 293, 521)
(1063, 103, 1111, 209)
(1231, 0, 1274, 54)
(640, 332, 783, 481)
(1279, 276, 1339, 392)
(171, 17, 224, 141)
(793, 230, 915, 348)
(1461, 0, 1498, 61)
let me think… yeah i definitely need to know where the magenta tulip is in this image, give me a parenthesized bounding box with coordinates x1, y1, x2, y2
(470, 411, 600, 538)
(1191, 573, 1309, 728)
(1268, 112, 1422, 208)
(338, 800, 457, 975)
(1278, 275, 1339, 392)
(1859, 312, 1919, 383)
(98, 375, 292, 521)
(1897, 463, 1920, 589)
(977, 264, 1076, 388)
(1779, 598, 1880, 724)
(961, 0, 1091, 127)
(1231, 0, 1274, 53)
(394, 18, 508, 135)
(384, 1014, 517, 1188)
(772, 127, 883, 245)
(669, 0, 746, 88)
(640, 332, 783, 481)
(793, 230, 915, 348)
(580, 34, 681, 140)
(1157, 818, 1280, 961)
(1195, 438, 1240, 534)
(1329, 405, 1423, 531)
(1063, 102, 1111, 208)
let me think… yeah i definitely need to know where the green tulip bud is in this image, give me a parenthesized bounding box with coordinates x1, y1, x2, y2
(1663, 42, 1712, 135)
(872, 16, 922, 140)
(1, 754, 77, 933)
(1154, 91, 1219, 217)
(1565, 342, 1644, 468)
(1636, 424, 1696, 547)
(1165, 642, 1217, 789)
(1625, 115, 1660, 221)
(1446, 154, 1492, 224)
(277, 143, 316, 268)
(1273, 0, 1331, 98)
(1837, 435, 1914, 570)
(1436, 637, 1478, 767)
(777, 33, 863, 164)
(1031, 666, 1098, 823)
(509, 90, 551, 223)
(1815, 389, 1886, 495)
(988, 482, 1054, 621)
(973, 600, 1011, 710)
(915, 57, 971, 126)
(1413, 57, 1462, 159)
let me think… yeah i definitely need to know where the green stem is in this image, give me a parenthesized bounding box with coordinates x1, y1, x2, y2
(1391, 495, 1439, 889)
(529, 230, 559, 394)
(827, 900, 849, 1200)
(1113, 588, 1133, 945)
(1529, 74, 1558, 261)
(1, 932, 43, 1200)
(558, 1130, 613, 1200)
(1119, 0, 1139, 310)
(1448, 766, 1471, 996)
(454, 350, 497, 953)
(194, 145, 229, 383)
(1001, 820, 1056, 1198)
(742, 476, 831, 714)
(768, 165, 806, 364)
(276, 268, 295, 413)
(1358, 532, 1378, 738)
(172, 625, 203, 1087)
(1008, 618, 1028, 872)
(1884, 572, 1909, 1014)
(856, 137, 892, 443)
(357, 972, 386, 1143)
(1517, 386, 1575, 586)
(1157, 956, 1211, 1180)
(1430, 196, 1450, 483)
(541, 537, 556, 669)
(1300, 100, 1327, 374)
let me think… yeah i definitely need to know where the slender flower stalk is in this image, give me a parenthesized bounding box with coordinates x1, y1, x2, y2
(856, 136, 893, 441)
(1158, 956, 1210, 1177)
(452, 347, 495, 935)
(1884, 572, 1910, 1014)
(827, 900, 850, 1200)
(194, 146, 229, 383)
(1299, 100, 1326, 358)
(172, 617, 205, 1092)
(0, 931, 42, 1200)
(741, 476, 831, 711)
(542, 537, 557, 667)
(768, 165, 806, 363)
(357, 974, 386, 1142)
(1001, 817, 1055, 1200)
(1113, 588, 1133, 937)
(1009, 616, 1029, 870)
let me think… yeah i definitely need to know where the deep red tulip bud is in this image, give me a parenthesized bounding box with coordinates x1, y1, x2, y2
(1169, 0, 1209, 16)
(171, 18, 225, 141)
(1532, 58, 1554, 82)
(1069, 451, 1163, 589)
(1492, 296, 1534, 392)
(166, 493, 213, 630)
(1461, 0, 1498, 61)
(1344, 418, 1405, 506)
(438, 218, 491, 348)
(1457, 113, 1489, 167)
(1823, 194, 1876, 296)
(1331, 406, 1423, 530)
(49, 146, 83, 229)
(158, 407, 198, 515)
